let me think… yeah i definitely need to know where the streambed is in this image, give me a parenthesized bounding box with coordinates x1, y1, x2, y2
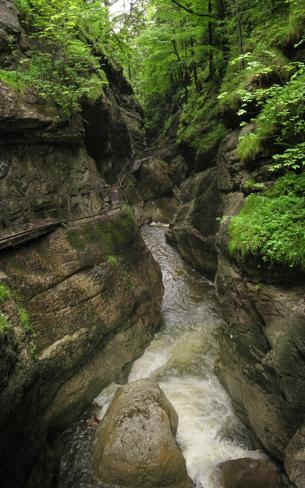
(59, 224, 265, 488)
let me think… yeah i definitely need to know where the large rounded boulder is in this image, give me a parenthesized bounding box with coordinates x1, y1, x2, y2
(217, 458, 283, 488)
(92, 379, 192, 488)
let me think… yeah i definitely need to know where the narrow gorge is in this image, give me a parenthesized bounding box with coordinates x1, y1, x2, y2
(0, 0, 304, 487)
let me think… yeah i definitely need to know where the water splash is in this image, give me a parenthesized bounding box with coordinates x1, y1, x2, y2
(95, 224, 266, 488)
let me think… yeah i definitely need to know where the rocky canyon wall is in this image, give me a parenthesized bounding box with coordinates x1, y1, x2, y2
(0, 2, 163, 486)
(167, 125, 305, 486)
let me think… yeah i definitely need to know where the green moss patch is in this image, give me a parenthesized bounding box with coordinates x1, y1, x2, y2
(0, 283, 11, 304)
(228, 173, 305, 270)
(18, 306, 33, 334)
(68, 211, 137, 256)
(177, 86, 226, 157)
(0, 312, 11, 332)
(67, 230, 86, 252)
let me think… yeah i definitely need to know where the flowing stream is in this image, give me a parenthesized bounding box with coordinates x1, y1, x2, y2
(94, 224, 266, 488)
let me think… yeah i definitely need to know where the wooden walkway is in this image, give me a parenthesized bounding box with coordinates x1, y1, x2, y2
(0, 210, 122, 251)
(0, 219, 61, 251)
(0, 186, 123, 251)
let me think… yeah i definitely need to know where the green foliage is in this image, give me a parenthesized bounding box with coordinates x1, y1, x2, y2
(237, 65, 305, 162)
(218, 48, 291, 113)
(0, 69, 27, 92)
(243, 179, 266, 192)
(229, 172, 305, 270)
(128, 0, 304, 153)
(0, 281, 35, 338)
(177, 84, 226, 154)
(271, 142, 305, 172)
(279, 0, 305, 46)
(0, 284, 11, 304)
(0, 312, 11, 332)
(267, 171, 305, 197)
(217, 0, 304, 123)
(18, 306, 33, 334)
(120, 0, 305, 278)
(106, 255, 119, 267)
(0, 286, 12, 332)
(5, 0, 130, 115)
(121, 203, 134, 219)
(126, 0, 225, 134)
(237, 132, 263, 162)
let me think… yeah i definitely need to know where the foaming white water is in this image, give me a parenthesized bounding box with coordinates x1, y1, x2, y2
(96, 225, 266, 487)
(95, 382, 119, 421)
(128, 333, 174, 381)
(159, 376, 264, 488)
(127, 321, 265, 488)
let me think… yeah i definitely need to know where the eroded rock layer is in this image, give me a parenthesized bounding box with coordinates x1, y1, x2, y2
(0, 4, 163, 486)
(167, 126, 305, 483)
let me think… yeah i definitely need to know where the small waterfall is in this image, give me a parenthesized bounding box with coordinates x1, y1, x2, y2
(94, 224, 266, 488)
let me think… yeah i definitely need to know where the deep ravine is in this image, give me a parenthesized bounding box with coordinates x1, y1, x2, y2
(59, 224, 267, 488)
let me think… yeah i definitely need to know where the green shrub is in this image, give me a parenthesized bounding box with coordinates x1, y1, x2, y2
(8, 0, 113, 115)
(271, 142, 305, 172)
(177, 85, 226, 155)
(237, 66, 305, 162)
(228, 172, 305, 270)
(218, 0, 305, 126)
(237, 132, 263, 162)
(0, 312, 11, 332)
(0, 283, 11, 303)
(18, 306, 33, 334)
(243, 179, 266, 192)
(106, 255, 119, 267)
(279, 0, 305, 47)
(0, 70, 27, 92)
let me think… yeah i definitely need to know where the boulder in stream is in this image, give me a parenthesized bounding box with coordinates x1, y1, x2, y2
(217, 457, 283, 488)
(285, 421, 305, 488)
(92, 379, 192, 488)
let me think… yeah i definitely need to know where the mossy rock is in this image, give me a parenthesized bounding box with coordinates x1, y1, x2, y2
(67, 210, 137, 256)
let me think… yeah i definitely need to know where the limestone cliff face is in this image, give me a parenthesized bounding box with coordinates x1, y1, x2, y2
(214, 132, 305, 477)
(168, 127, 305, 484)
(0, 3, 162, 487)
(0, 211, 163, 487)
(122, 141, 188, 225)
(166, 167, 222, 278)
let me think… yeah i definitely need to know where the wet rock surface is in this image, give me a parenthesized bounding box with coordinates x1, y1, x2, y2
(165, 126, 305, 482)
(285, 422, 305, 488)
(57, 410, 103, 488)
(166, 167, 222, 278)
(218, 457, 283, 488)
(0, 0, 21, 63)
(0, 7, 162, 487)
(215, 131, 305, 461)
(121, 138, 188, 226)
(92, 379, 192, 488)
(0, 211, 163, 487)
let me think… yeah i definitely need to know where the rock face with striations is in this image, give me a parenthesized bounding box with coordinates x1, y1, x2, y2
(0, 4, 162, 487)
(214, 130, 305, 472)
(168, 126, 305, 486)
(166, 167, 222, 278)
(92, 379, 192, 488)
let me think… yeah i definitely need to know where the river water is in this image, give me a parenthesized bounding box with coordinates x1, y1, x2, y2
(93, 224, 265, 488)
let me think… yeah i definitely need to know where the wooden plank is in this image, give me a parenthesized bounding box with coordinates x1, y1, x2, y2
(0, 219, 60, 251)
